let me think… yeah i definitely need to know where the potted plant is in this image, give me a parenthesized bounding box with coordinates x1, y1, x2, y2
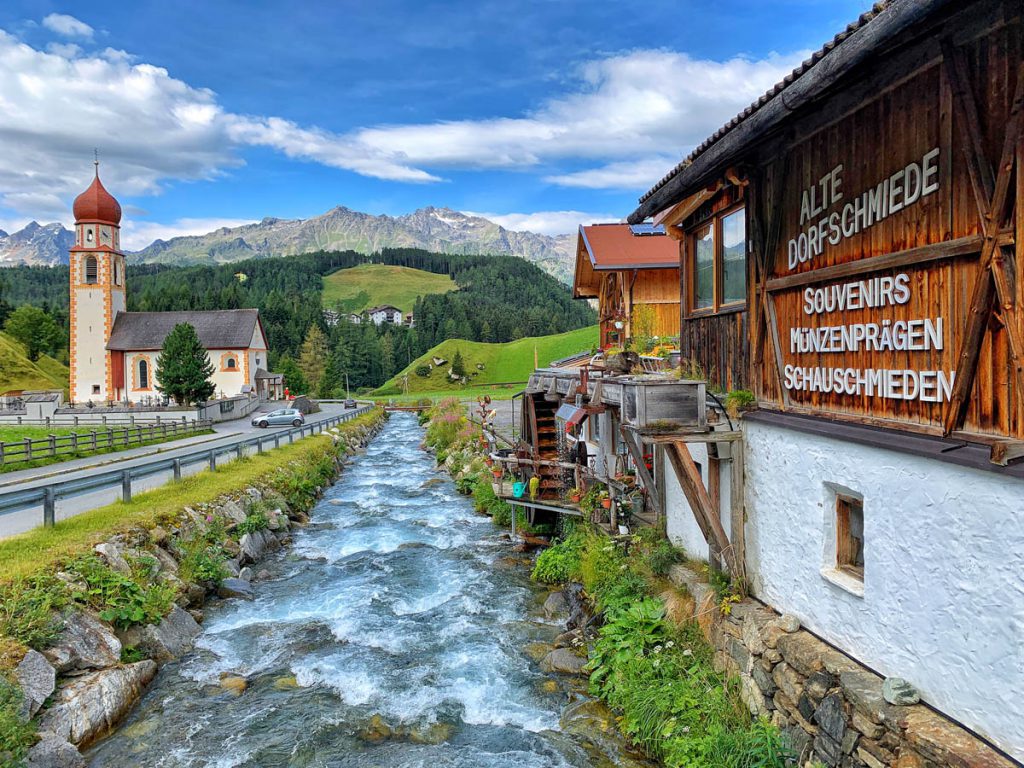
(491, 466, 503, 480)
(600, 492, 612, 510)
(484, 456, 494, 467)
(568, 486, 582, 504)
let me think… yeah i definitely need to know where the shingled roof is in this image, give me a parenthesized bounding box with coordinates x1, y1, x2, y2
(629, 0, 958, 223)
(107, 309, 262, 351)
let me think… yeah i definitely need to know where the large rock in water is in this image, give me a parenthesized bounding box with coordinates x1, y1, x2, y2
(542, 590, 567, 619)
(540, 648, 588, 675)
(16, 649, 56, 718)
(119, 606, 202, 662)
(26, 732, 85, 768)
(218, 578, 255, 600)
(43, 611, 121, 673)
(39, 661, 157, 747)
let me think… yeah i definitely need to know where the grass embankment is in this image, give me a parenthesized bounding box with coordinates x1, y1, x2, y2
(0, 408, 386, 762)
(0, 333, 68, 395)
(374, 325, 597, 396)
(321, 263, 456, 313)
(0, 425, 215, 475)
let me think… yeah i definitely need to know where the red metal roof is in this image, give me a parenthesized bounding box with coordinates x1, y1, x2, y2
(73, 167, 121, 225)
(578, 224, 679, 270)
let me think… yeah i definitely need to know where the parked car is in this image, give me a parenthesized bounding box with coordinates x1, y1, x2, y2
(252, 408, 304, 428)
(344, 399, 358, 409)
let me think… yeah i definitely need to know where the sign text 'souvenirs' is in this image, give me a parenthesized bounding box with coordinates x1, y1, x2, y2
(787, 147, 940, 270)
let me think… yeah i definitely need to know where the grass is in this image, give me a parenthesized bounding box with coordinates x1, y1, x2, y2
(0, 332, 68, 395)
(0, 426, 215, 475)
(373, 325, 598, 395)
(321, 263, 456, 313)
(0, 412, 380, 584)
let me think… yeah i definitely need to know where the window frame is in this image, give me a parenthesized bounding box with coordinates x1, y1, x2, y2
(138, 359, 149, 390)
(835, 494, 865, 581)
(685, 203, 748, 317)
(84, 256, 98, 285)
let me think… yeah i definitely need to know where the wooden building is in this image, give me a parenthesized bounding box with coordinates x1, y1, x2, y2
(624, 0, 1023, 763)
(573, 223, 680, 348)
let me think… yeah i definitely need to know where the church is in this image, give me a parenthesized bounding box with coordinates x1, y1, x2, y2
(69, 164, 278, 405)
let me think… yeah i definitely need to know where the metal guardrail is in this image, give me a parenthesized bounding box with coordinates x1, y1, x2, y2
(0, 405, 374, 528)
(0, 420, 213, 467)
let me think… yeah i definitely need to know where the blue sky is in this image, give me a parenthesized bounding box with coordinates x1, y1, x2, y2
(0, 1, 872, 248)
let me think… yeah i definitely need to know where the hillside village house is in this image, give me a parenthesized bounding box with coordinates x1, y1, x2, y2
(367, 304, 403, 325)
(573, 223, 680, 348)
(69, 165, 280, 405)
(498, 1, 1024, 766)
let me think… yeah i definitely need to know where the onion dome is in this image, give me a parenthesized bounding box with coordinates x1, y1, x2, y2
(73, 164, 121, 225)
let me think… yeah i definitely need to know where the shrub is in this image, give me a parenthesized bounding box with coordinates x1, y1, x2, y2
(237, 510, 270, 535)
(531, 530, 585, 584)
(725, 389, 757, 418)
(0, 576, 66, 649)
(646, 539, 683, 577)
(177, 539, 228, 587)
(65, 554, 176, 630)
(0, 678, 35, 765)
(414, 365, 431, 378)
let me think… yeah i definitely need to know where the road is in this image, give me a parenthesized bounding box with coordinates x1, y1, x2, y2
(0, 402, 360, 539)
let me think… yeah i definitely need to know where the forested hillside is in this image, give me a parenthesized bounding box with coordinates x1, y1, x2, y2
(0, 248, 595, 393)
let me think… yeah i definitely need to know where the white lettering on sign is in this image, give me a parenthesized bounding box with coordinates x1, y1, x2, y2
(783, 272, 956, 403)
(788, 147, 940, 270)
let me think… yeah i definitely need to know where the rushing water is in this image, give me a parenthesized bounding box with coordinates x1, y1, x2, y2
(87, 414, 650, 768)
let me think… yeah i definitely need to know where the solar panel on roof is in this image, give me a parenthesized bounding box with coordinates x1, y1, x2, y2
(628, 223, 666, 236)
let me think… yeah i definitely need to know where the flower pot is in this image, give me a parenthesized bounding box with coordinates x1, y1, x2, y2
(601, 497, 612, 510)
(484, 457, 494, 467)
(570, 494, 581, 504)
(491, 469, 503, 480)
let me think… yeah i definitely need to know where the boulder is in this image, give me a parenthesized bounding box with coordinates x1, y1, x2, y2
(256, 570, 272, 581)
(238, 533, 265, 565)
(539, 648, 587, 675)
(126, 606, 202, 662)
(219, 674, 247, 695)
(93, 542, 131, 574)
(217, 578, 255, 600)
(149, 526, 169, 546)
(223, 558, 241, 578)
(238, 567, 254, 582)
(16, 649, 56, 718)
(219, 500, 247, 526)
(39, 661, 157, 747)
(542, 590, 568, 619)
(26, 732, 85, 768)
(44, 611, 121, 673)
(149, 546, 179, 575)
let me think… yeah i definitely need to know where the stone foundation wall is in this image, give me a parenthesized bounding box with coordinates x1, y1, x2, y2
(668, 564, 1017, 768)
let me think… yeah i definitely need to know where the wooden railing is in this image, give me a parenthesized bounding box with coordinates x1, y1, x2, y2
(0, 420, 213, 467)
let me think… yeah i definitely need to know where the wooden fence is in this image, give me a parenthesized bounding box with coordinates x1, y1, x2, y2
(0, 420, 213, 467)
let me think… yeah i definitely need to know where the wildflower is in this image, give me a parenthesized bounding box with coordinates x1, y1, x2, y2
(665, 641, 675, 649)
(653, 645, 662, 654)
(652, 659, 661, 668)
(682, 648, 692, 657)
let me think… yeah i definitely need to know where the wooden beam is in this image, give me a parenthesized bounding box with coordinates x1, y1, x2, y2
(729, 441, 746, 585)
(620, 426, 663, 523)
(990, 439, 1024, 467)
(942, 53, 1024, 434)
(665, 440, 744, 582)
(765, 233, 994, 292)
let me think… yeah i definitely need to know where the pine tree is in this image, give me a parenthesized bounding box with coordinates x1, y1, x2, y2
(155, 323, 216, 405)
(3, 305, 62, 361)
(297, 324, 329, 391)
(451, 349, 466, 378)
(277, 354, 307, 395)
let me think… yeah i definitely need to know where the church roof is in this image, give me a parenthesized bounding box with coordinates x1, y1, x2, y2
(73, 166, 122, 225)
(107, 309, 261, 351)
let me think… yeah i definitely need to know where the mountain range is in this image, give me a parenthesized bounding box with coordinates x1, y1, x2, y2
(0, 206, 578, 282)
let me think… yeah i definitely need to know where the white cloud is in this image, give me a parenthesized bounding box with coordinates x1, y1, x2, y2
(0, 29, 805, 227)
(465, 210, 619, 236)
(119, 217, 256, 251)
(41, 13, 93, 40)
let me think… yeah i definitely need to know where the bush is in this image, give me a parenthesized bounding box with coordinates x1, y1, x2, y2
(65, 554, 176, 630)
(177, 538, 228, 587)
(0, 678, 35, 765)
(237, 510, 269, 535)
(414, 365, 431, 378)
(531, 529, 586, 584)
(646, 539, 683, 577)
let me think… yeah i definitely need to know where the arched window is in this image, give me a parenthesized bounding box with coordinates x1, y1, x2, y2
(85, 256, 98, 284)
(226, 357, 236, 369)
(112, 260, 119, 285)
(86, 228, 94, 244)
(138, 359, 149, 389)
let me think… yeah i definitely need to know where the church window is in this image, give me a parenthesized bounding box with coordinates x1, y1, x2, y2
(85, 256, 98, 284)
(86, 228, 94, 243)
(92, 385, 101, 395)
(138, 359, 149, 389)
(226, 357, 236, 369)
(113, 260, 119, 285)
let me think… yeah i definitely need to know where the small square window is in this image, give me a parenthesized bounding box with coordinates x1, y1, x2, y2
(836, 495, 864, 580)
(92, 385, 101, 395)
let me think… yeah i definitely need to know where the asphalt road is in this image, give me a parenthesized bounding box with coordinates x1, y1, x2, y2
(0, 402, 359, 539)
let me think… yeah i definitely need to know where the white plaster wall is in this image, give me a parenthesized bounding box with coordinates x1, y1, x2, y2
(122, 349, 250, 402)
(663, 442, 733, 563)
(73, 288, 107, 403)
(743, 420, 1024, 760)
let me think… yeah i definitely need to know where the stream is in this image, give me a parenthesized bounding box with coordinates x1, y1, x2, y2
(86, 413, 652, 768)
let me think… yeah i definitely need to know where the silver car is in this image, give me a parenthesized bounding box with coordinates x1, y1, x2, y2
(252, 408, 304, 428)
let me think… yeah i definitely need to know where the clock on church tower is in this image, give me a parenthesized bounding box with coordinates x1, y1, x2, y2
(68, 161, 127, 404)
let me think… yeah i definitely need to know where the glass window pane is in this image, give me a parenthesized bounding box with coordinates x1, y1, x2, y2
(722, 209, 746, 305)
(693, 224, 714, 310)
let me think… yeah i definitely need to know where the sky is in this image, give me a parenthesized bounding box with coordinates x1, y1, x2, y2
(0, 1, 873, 250)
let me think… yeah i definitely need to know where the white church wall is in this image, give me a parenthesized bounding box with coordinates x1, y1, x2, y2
(742, 418, 1024, 758)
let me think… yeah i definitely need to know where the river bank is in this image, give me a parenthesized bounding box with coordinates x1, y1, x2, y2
(0, 409, 387, 767)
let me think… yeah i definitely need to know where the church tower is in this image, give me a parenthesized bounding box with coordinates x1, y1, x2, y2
(69, 161, 126, 403)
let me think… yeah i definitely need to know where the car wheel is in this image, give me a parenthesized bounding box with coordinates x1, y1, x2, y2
(292, 419, 302, 427)
(258, 420, 268, 428)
